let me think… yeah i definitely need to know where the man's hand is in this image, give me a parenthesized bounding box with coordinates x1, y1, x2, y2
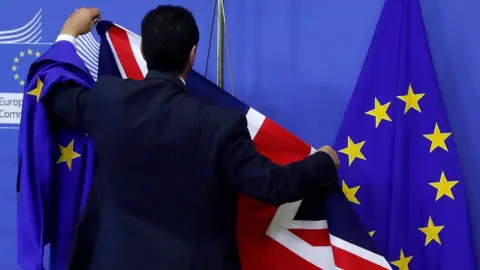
(317, 145, 340, 168)
(60, 8, 101, 38)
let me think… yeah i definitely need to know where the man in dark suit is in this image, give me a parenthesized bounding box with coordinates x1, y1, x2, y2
(49, 6, 340, 270)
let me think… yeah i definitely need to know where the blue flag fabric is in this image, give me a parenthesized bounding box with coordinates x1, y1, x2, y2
(18, 41, 95, 270)
(333, 0, 476, 269)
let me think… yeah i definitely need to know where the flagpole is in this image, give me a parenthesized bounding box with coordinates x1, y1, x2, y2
(216, 0, 225, 88)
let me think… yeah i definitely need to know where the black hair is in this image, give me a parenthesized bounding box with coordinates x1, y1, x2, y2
(141, 5, 199, 74)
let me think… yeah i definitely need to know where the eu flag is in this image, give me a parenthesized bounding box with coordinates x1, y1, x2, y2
(17, 41, 95, 270)
(333, 0, 476, 268)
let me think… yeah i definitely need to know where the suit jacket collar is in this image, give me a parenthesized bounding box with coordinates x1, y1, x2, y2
(145, 70, 187, 90)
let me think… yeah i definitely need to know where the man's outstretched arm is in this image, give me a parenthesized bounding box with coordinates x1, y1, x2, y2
(219, 115, 339, 205)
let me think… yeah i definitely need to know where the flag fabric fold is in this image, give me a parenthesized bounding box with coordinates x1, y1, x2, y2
(333, 0, 477, 268)
(95, 21, 390, 270)
(17, 41, 95, 270)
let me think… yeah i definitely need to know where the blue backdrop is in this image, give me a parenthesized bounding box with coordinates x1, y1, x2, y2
(0, 0, 478, 269)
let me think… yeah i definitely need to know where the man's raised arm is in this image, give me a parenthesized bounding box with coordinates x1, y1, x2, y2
(42, 8, 102, 130)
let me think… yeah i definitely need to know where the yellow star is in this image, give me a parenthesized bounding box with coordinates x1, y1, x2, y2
(14, 57, 19, 63)
(423, 123, 451, 152)
(14, 74, 19, 80)
(35, 51, 41, 57)
(26, 78, 43, 101)
(339, 136, 366, 166)
(342, 180, 360, 205)
(19, 80, 25, 86)
(391, 249, 413, 270)
(12, 65, 17, 71)
(365, 98, 391, 128)
(397, 84, 425, 114)
(27, 49, 33, 55)
(56, 139, 81, 171)
(19, 51, 25, 57)
(429, 171, 458, 201)
(418, 216, 444, 246)
(369, 230, 375, 237)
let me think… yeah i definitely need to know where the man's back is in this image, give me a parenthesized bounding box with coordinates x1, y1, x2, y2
(70, 72, 244, 269)
(50, 70, 337, 270)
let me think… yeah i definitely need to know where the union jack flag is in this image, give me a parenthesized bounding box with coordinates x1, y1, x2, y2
(77, 21, 391, 270)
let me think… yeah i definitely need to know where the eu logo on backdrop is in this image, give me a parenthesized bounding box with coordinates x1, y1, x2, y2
(0, 8, 100, 129)
(0, 9, 50, 128)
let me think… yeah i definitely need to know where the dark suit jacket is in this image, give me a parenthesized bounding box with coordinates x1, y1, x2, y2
(45, 71, 337, 270)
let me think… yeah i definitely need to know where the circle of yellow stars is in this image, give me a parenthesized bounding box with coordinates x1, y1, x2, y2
(12, 49, 42, 87)
(336, 83, 460, 269)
